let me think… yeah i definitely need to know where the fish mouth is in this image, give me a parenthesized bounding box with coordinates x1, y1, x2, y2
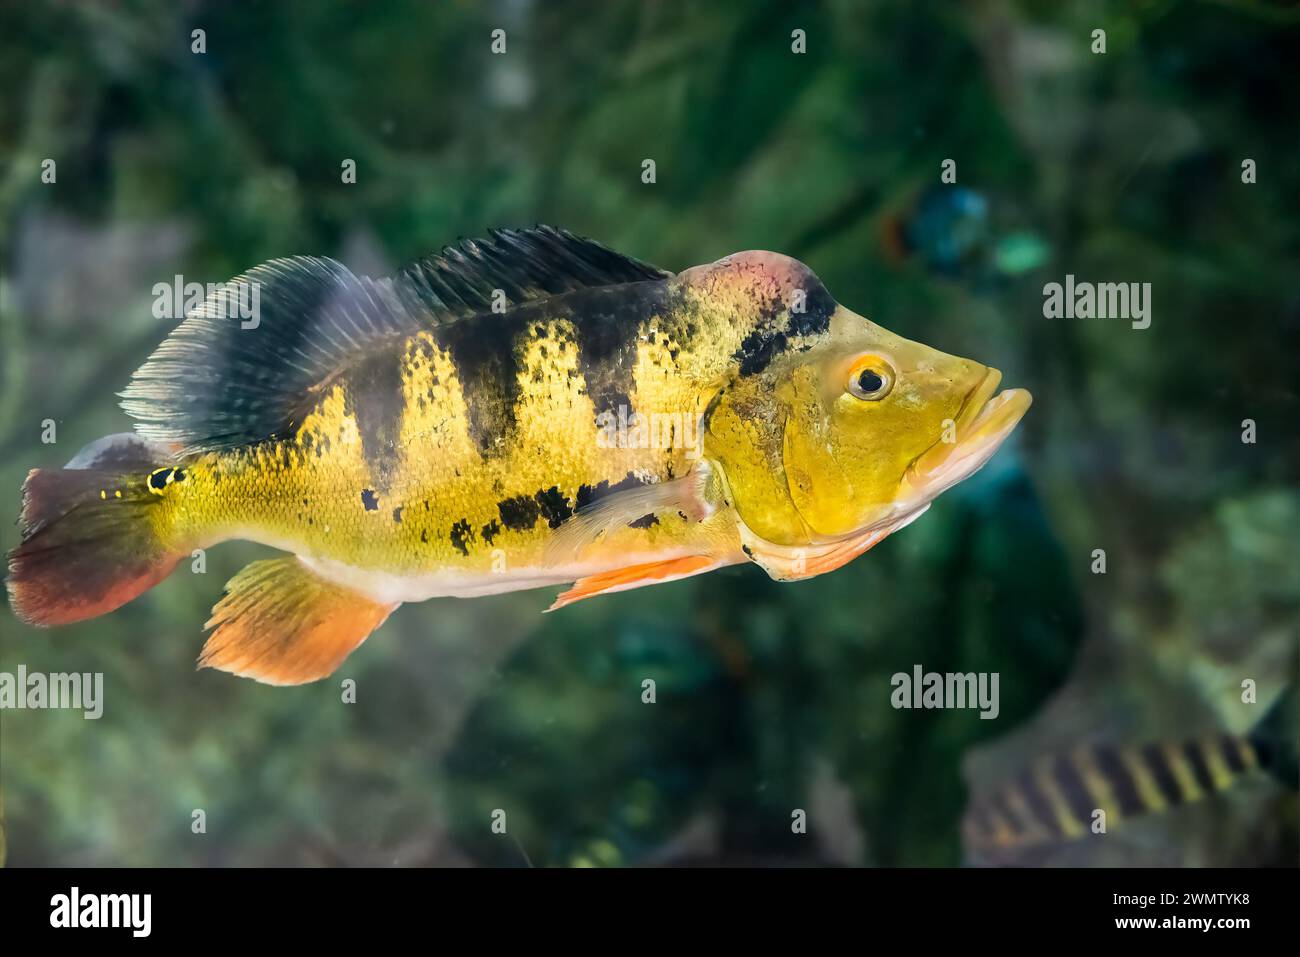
(900, 368, 1032, 503)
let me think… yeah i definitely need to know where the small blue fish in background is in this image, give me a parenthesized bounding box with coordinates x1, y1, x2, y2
(881, 185, 1050, 284)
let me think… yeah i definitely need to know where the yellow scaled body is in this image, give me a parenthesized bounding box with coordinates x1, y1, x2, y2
(8, 227, 1030, 684)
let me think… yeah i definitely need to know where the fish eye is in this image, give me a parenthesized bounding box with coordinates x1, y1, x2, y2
(848, 357, 894, 401)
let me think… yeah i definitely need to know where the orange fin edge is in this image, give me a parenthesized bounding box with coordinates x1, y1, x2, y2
(547, 555, 721, 612)
(199, 556, 397, 685)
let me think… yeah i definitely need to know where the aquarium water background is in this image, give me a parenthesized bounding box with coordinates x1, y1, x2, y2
(0, 0, 1296, 866)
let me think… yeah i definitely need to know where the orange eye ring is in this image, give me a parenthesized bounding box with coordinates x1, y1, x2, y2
(847, 356, 895, 400)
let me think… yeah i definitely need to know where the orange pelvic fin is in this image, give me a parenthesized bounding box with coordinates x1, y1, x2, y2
(199, 557, 397, 685)
(547, 555, 721, 611)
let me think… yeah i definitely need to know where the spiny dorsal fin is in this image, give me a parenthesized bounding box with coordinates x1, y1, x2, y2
(120, 227, 670, 454)
(396, 225, 671, 315)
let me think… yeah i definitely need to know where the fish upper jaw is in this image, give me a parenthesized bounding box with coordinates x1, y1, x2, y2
(898, 367, 1032, 508)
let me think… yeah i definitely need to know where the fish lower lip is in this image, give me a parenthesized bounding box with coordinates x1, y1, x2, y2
(907, 383, 1032, 487)
(966, 388, 1025, 434)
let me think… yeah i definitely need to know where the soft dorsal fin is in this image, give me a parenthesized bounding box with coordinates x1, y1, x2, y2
(120, 227, 670, 454)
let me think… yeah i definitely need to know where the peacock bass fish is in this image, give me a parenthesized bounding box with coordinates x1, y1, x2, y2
(7, 227, 1031, 685)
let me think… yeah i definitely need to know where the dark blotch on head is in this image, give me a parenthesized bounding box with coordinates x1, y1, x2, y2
(789, 281, 836, 337)
(361, 488, 379, 510)
(735, 329, 788, 377)
(392, 507, 403, 523)
(628, 513, 659, 529)
(481, 519, 501, 544)
(731, 267, 835, 376)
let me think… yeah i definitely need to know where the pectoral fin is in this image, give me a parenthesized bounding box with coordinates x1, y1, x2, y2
(544, 462, 721, 566)
(547, 555, 724, 611)
(199, 556, 398, 685)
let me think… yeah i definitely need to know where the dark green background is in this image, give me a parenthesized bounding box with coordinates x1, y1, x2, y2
(0, 0, 1295, 866)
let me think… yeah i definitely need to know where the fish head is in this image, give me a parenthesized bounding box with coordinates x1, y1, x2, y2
(778, 304, 1032, 540)
(691, 252, 1031, 558)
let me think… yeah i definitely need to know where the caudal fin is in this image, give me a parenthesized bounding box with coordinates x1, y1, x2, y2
(7, 467, 181, 626)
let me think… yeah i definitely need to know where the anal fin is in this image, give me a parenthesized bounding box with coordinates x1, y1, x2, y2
(547, 555, 722, 611)
(200, 557, 397, 685)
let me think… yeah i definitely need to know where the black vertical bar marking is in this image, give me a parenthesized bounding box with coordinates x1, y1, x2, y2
(1183, 740, 1217, 793)
(1140, 743, 1185, 806)
(436, 310, 529, 456)
(350, 349, 406, 485)
(1051, 755, 1097, 822)
(567, 284, 665, 420)
(1015, 772, 1062, 837)
(991, 790, 1027, 840)
(1218, 734, 1247, 774)
(1092, 746, 1145, 816)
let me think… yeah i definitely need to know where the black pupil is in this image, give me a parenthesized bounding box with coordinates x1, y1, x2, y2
(858, 369, 884, 394)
